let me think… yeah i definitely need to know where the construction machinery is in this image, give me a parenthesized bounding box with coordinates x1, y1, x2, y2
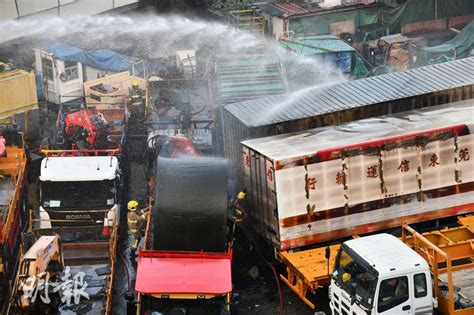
(0, 132, 27, 310)
(329, 216, 474, 315)
(61, 106, 109, 149)
(54, 101, 124, 150)
(8, 235, 63, 314)
(240, 100, 474, 309)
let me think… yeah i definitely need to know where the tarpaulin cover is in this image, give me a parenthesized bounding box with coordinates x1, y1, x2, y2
(289, 6, 381, 36)
(279, 35, 355, 73)
(380, 0, 474, 33)
(153, 157, 228, 252)
(135, 251, 232, 294)
(279, 35, 355, 55)
(351, 56, 370, 79)
(42, 42, 135, 72)
(415, 21, 474, 67)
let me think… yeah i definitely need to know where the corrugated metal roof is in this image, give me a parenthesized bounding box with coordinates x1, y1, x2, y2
(272, 3, 308, 16)
(215, 55, 287, 106)
(225, 57, 474, 127)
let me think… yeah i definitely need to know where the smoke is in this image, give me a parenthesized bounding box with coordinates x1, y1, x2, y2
(0, 13, 347, 91)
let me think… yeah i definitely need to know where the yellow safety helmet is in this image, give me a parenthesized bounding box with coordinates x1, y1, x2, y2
(128, 200, 139, 211)
(342, 272, 351, 283)
(237, 191, 246, 200)
(132, 79, 140, 87)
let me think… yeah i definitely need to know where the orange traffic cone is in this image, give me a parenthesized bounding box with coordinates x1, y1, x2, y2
(102, 212, 110, 237)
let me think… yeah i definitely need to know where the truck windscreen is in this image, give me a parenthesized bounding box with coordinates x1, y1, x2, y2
(40, 180, 116, 209)
(334, 246, 378, 310)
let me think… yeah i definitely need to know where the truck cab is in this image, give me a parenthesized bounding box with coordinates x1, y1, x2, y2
(38, 155, 121, 229)
(329, 234, 433, 315)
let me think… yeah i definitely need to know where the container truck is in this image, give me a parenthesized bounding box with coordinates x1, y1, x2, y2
(240, 99, 474, 308)
(329, 216, 474, 315)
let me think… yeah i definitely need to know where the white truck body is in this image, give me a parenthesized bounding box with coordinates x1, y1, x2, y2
(329, 234, 433, 315)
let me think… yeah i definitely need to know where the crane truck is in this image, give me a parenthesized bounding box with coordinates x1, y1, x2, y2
(240, 100, 474, 309)
(30, 97, 126, 314)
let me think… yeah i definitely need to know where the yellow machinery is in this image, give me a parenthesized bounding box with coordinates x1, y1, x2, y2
(280, 216, 474, 312)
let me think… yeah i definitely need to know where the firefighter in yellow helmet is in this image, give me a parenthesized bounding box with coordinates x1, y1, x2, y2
(127, 79, 146, 123)
(232, 189, 248, 221)
(128, 80, 145, 107)
(127, 200, 148, 254)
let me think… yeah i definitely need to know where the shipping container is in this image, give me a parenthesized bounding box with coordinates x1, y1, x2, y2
(0, 63, 38, 122)
(242, 100, 474, 250)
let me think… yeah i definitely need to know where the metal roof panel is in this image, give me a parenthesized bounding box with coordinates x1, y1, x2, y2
(225, 58, 474, 127)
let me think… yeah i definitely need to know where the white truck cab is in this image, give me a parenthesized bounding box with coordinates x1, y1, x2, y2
(38, 155, 121, 229)
(329, 234, 433, 315)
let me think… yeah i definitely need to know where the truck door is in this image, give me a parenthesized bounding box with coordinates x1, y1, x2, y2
(411, 272, 433, 315)
(376, 276, 412, 314)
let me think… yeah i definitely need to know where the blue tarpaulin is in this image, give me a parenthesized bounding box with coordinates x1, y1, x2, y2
(41, 42, 136, 72)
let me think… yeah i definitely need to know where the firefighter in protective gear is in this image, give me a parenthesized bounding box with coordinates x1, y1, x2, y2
(127, 200, 148, 253)
(127, 79, 147, 148)
(232, 190, 248, 221)
(128, 80, 146, 117)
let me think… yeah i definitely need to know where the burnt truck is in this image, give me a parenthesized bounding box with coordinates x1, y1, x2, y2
(240, 99, 474, 309)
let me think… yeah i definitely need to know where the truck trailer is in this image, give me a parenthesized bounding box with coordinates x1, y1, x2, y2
(240, 100, 474, 308)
